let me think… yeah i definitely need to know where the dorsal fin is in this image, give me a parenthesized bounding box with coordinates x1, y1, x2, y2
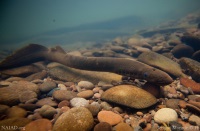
(0, 44, 48, 69)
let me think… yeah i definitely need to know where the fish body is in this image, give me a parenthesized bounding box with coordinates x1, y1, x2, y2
(138, 51, 187, 78)
(0, 44, 173, 85)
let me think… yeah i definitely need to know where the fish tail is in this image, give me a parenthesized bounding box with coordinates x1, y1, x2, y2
(0, 44, 48, 70)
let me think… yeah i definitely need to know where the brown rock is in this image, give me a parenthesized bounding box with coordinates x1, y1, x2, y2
(171, 44, 194, 58)
(94, 122, 112, 131)
(0, 118, 31, 130)
(23, 119, 52, 131)
(0, 104, 9, 115)
(189, 114, 200, 126)
(101, 85, 157, 109)
(166, 99, 180, 109)
(52, 90, 77, 101)
(77, 90, 94, 99)
(180, 77, 200, 93)
(38, 105, 57, 119)
(178, 100, 187, 109)
(6, 106, 27, 118)
(97, 110, 123, 126)
(58, 100, 70, 108)
(19, 91, 37, 103)
(36, 97, 58, 107)
(143, 83, 160, 98)
(53, 107, 93, 131)
(0, 81, 39, 106)
(115, 122, 133, 131)
(39, 80, 56, 93)
(18, 103, 39, 111)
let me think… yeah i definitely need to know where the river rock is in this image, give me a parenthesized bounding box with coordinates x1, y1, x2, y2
(53, 107, 93, 131)
(77, 90, 94, 99)
(78, 81, 94, 89)
(0, 104, 9, 115)
(94, 122, 112, 131)
(166, 99, 180, 109)
(101, 85, 157, 109)
(39, 80, 56, 93)
(189, 114, 200, 126)
(23, 119, 52, 131)
(70, 97, 89, 107)
(38, 105, 57, 119)
(19, 91, 37, 103)
(0, 118, 31, 130)
(6, 106, 27, 118)
(115, 122, 133, 131)
(192, 50, 200, 62)
(97, 110, 123, 126)
(180, 57, 200, 82)
(18, 103, 39, 111)
(52, 90, 77, 101)
(154, 108, 178, 124)
(180, 77, 200, 94)
(171, 44, 194, 58)
(58, 100, 70, 108)
(181, 35, 200, 51)
(36, 97, 58, 107)
(0, 81, 39, 106)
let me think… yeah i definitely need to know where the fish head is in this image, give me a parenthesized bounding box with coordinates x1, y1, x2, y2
(142, 67, 173, 85)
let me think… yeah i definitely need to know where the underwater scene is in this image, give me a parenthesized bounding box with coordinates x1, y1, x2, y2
(0, 0, 200, 131)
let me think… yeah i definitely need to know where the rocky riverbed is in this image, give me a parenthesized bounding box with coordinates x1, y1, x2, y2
(0, 12, 200, 131)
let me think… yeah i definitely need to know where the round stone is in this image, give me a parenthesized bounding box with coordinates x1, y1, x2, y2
(97, 110, 123, 126)
(154, 108, 178, 124)
(115, 122, 133, 131)
(77, 90, 94, 99)
(101, 85, 157, 109)
(78, 81, 94, 89)
(36, 97, 58, 107)
(70, 97, 89, 107)
(24, 119, 52, 131)
(53, 107, 93, 131)
(38, 105, 57, 119)
(19, 91, 37, 103)
(6, 106, 27, 118)
(52, 90, 77, 101)
(94, 122, 112, 131)
(39, 81, 56, 93)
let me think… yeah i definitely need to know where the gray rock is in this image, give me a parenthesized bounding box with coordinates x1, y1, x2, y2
(78, 81, 94, 89)
(70, 97, 89, 107)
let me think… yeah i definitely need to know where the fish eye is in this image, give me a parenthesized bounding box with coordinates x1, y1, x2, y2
(143, 72, 148, 78)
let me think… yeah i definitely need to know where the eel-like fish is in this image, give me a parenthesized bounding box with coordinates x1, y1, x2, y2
(0, 44, 173, 85)
(138, 51, 187, 78)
